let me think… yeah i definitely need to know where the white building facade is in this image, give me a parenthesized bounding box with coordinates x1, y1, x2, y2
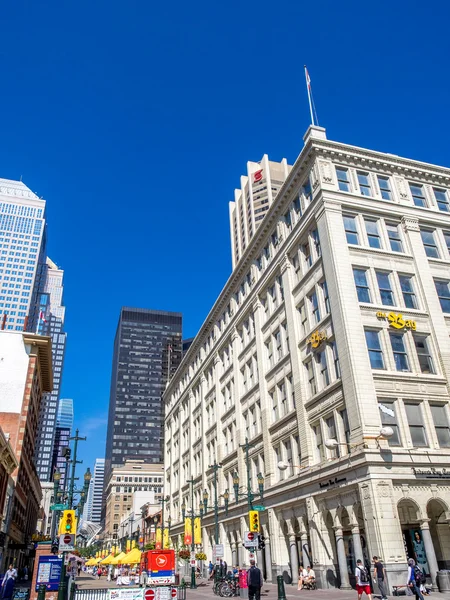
(164, 126, 450, 591)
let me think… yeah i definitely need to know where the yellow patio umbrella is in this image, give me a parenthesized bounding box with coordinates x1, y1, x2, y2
(101, 554, 114, 565)
(121, 548, 142, 564)
(110, 551, 127, 565)
(85, 559, 94, 566)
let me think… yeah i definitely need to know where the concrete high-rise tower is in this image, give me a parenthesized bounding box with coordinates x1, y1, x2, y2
(229, 155, 291, 268)
(84, 458, 105, 524)
(104, 308, 182, 482)
(34, 258, 67, 481)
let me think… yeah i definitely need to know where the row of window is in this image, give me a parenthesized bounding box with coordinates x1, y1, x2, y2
(365, 328, 435, 373)
(337, 166, 450, 212)
(354, 268, 418, 309)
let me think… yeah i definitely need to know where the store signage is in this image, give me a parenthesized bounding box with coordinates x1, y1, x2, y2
(307, 330, 327, 349)
(35, 555, 63, 591)
(412, 467, 450, 479)
(319, 476, 347, 489)
(376, 312, 416, 331)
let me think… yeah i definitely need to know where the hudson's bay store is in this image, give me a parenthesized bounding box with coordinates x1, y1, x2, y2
(164, 126, 450, 591)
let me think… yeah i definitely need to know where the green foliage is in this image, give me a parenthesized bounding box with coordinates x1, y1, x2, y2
(144, 541, 156, 550)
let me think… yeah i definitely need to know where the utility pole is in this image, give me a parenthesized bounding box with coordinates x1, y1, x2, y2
(68, 429, 86, 508)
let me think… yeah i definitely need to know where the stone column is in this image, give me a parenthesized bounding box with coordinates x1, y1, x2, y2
(334, 526, 351, 589)
(300, 532, 311, 568)
(288, 533, 299, 585)
(351, 525, 364, 563)
(420, 519, 439, 591)
(231, 542, 237, 567)
(264, 536, 273, 582)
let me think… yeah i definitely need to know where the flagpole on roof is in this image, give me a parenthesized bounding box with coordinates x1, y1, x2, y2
(304, 65, 319, 127)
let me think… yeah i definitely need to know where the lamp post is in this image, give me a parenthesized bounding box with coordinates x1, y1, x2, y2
(167, 515, 171, 547)
(121, 522, 127, 552)
(50, 468, 62, 540)
(160, 495, 169, 548)
(185, 478, 204, 590)
(233, 438, 264, 510)
(67, 429, 87, 508)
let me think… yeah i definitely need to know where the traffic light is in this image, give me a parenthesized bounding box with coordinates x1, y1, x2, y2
(61, 446, 71, 459)
(258, 535, 266, 550)
(51, 538, 59, 555)
(249, 510, 260, 533)
(59, 510, 76, 535)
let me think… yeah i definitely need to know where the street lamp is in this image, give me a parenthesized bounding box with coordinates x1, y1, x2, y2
(186, 478, 204, 590)
(324, 426, 394, 450)
(167, 515, 172, 546)
(232, 439, 264, 510)
(51, 469, 62, 540)
(160, 495, 170, 548)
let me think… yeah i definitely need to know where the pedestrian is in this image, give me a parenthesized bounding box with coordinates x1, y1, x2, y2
(139, 568, 148, 587)
(1, 565, 17, 600)
(298, 564, 307, 590)
(208, 561, 214, 578)
(373, 556, 388, 600)
(407, 558, 425, 600)
(355, 559, 372, 600)
(247, 559, 263, 600)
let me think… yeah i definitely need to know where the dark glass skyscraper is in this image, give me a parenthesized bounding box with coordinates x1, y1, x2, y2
(105, 307, 182, 481)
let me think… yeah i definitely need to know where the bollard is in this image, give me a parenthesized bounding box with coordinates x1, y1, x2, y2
(69, 580, 76, 600)
(277, 575, 286, 600)
(38, 585, 47, 600)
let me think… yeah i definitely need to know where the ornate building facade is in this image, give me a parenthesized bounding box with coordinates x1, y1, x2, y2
(164, 126, 450, 590)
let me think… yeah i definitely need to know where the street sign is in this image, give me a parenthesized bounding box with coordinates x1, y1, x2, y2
(35, 556, 63, 591)
(58, 533, 75, 551)
(243, 531, 259, 548)
(253, 505, 266, 511)
(50, 504, 67, 511)
(143, 590, 175, 600)
(213, 543, 224, 557)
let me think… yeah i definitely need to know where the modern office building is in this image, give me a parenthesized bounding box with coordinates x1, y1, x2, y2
(104, 307, 182, 482)
(103, 460, 163, 542)
(0, 178, 47, 331)
(35, 258, 67, 481)
(229, 155, 291, 268)
(56, 398, 74, 429)
(85, 458, 105, 524)
(164, 126, 450, 591)
(0, 331, 52, 568)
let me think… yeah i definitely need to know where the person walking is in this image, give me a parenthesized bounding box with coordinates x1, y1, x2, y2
(1, 565, 17, 600)
(355, 559, 372, 600)
(407, 558, 425, 600)
(247, 559, 263, 600)
(373, 556, 388, 600)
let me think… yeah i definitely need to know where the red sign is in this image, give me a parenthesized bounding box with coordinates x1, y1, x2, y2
(253, 169, 263, 183)
(145, 590, 155, 600)
(247, 532, 255, 541)
(171, 589, 177, 598)
(155, 554, 168, 569)
(63, 535, 72, 545)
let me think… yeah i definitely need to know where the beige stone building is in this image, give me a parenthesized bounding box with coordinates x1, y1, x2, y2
(103, 460, 164, 543)
(164, 126, 450, 591)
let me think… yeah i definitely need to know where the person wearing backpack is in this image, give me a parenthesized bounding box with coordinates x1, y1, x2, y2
(247, 559, 263, 600)
(355, 559, 373, 600)
(407, 558, 425, 600)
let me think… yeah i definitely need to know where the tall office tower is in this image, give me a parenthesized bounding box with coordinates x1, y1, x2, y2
(84, 458, 104, 524)
(35, 258, 67, 481)
(0, 179, 46, 331)
(229, 155, 291, 268)
(105, 308, 182, 482)
(50, 398, 74, 489)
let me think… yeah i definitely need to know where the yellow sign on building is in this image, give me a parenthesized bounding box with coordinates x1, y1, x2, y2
(376, 312, 416, 330)
(307, 330, 327, 348)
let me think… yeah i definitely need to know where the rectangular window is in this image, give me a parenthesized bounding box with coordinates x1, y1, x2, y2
(390, 333, 410, 371)
(331, 341, 341, 379)
(386, 223, 403, 252)
(365, 330, 385, 369)
(365, 219, 382, 249)
(357, 172, 372, 196)
(378, 176, 392, 200)
(413, 335, 435, 374)
(321, 281, 330, 314)
(430, 405, 450, 448)
(313, 424, 325, 462)
(353, 268, 371, 303)
(409, 183, 426, 207)
(310, 291, 321, 323)
(336, 168, 350, 192)
(326, 415, 339, 457)
(434, 279, 450, 313)
(298, 302, 308, 332)
(378, 401, 401, 446)
(376, 271, 395, 306)
(340, 408, 351, 451)
(405, 403, 428, 447)
(316, 350, 330, 387)
(303, 241, 312, 268)
(343, 215, 359, 245)
(302, 178, 313, 203)
(443, 231, 450, 255)
(434, 188, 449, 212)
(311, 229, 321, 258)
(421, 229, 440, 258)
(306, 361, 316, 396)
(399, 275, 418, 309)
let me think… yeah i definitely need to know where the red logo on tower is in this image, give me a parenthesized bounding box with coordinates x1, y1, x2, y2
(253, 169, 263, 183)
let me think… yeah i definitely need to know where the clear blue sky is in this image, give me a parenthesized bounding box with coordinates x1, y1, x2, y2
(1, 0, 450, 474)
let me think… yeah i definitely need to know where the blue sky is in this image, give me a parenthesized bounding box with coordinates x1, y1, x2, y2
(1, 0, 450, 473)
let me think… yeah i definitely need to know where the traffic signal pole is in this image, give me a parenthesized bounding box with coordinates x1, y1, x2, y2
(68, 429, 86, 508)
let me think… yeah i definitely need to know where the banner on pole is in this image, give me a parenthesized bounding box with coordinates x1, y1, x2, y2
(194, 517, 201, 544)
(184, 518, 192, 545)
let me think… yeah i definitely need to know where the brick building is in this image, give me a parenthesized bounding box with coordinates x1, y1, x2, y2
(0, 427, 18, 568)
(0, 331, 53, 568)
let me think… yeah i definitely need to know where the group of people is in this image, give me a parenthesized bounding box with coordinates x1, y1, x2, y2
(297, 565, 316, 590)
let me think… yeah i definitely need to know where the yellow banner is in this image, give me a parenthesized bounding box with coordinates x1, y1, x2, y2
(184, 517, 192, 545)
(132, 540, 136, 549)
(156, 528, 162, 549)
(126, 540, 131, 552)
(194, 517, 202, 544)
(163, 527, 169, 549)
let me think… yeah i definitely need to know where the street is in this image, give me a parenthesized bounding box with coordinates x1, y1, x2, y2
(75, 575, 450, 600)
